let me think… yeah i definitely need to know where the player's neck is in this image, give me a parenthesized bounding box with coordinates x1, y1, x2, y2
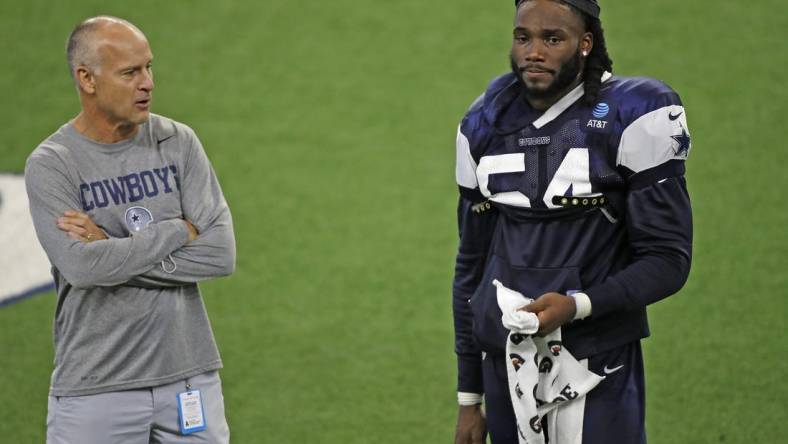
(72, 110, 139, 144)
(526, 76, 584, 111)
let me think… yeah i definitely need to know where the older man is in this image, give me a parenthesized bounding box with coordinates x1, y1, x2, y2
(26, 16, 235, 444)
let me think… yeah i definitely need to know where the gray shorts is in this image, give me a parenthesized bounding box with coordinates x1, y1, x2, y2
(47, 370, 229, 444)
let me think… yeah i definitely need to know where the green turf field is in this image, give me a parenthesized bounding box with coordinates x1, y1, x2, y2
(1, 0, 786, 442)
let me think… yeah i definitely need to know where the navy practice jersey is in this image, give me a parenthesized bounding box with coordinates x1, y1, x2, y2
(452, 72, 693, 393)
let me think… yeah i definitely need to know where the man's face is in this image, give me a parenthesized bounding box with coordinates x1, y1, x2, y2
(89, 27, 154, 126)
(510, 0, 591, 102)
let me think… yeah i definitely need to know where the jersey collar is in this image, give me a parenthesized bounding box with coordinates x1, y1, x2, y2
(532, 71, 613, 129)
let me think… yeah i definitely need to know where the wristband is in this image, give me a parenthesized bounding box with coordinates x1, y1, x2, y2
(570, 292, 592, 320)
(458, 392, 483, 406)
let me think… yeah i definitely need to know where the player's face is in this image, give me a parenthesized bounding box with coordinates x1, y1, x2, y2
(91, 28, 154, 127)
(510, 0, 591, 105)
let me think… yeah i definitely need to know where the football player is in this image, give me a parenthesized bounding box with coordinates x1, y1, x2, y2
(452, 1, 692, 443)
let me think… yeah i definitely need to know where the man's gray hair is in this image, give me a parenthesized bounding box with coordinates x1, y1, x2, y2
(65, 16, 140, 82)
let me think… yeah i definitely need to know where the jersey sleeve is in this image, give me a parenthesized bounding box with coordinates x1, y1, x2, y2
(456, 125, 479, 193)
(616, 82, 691, 181)
(584, 85, 693, 316)
(453, 113, 496, 394)
(455, 94, 489, 204)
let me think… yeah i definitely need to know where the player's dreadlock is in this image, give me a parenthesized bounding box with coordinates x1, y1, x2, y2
(515, 0, 614, 105)
(579, 14, 613, 105)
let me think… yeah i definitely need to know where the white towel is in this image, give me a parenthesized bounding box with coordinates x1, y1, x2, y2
(493, 280, 604, 444)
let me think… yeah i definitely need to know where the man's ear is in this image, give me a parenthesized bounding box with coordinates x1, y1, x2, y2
(581, 32, 593, 56)
(76, 66, 96, 94)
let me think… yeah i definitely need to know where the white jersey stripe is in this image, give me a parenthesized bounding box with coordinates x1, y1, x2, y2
(455, 126, 478, 189)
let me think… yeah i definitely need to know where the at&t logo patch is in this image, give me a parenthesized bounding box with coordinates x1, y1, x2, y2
(587, 102, 611, 130)
(592, 102, 609, 118)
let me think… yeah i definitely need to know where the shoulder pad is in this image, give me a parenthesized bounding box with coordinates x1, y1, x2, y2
(604, 77, 691, 173)
(603, 76, 682, 125)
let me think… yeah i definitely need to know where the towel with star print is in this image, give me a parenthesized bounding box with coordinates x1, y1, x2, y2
(493, 279, 604, 444)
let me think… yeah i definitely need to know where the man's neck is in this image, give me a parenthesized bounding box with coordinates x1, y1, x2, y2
(526, 76, 584, 111)
(72, 111, 139, 144)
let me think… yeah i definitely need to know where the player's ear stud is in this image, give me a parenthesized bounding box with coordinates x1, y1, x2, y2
(582, 51, 589, 56)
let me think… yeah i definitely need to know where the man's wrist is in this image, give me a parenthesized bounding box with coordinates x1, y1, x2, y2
(570, 292, 592, 320)
(458, 392, 483, 406)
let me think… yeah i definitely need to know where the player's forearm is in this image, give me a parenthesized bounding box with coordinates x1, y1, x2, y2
(453, 274, 483, 390)
(453, 270, 486, 393)
(453, 269, 485, 393)
(584, 249, 690, 317)
(456, 351, 484, 394)
(585, 177, 692, 316)
(126, 212, 236, 287)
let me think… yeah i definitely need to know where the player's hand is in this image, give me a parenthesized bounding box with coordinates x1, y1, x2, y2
(455, 404, 486, 444)
(519, 292, 576, 336)
(56, 210, 107, 243)
(183, 219, 198, 241)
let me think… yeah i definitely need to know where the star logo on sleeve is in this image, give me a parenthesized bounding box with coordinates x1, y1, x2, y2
(670, 127, 691, 158)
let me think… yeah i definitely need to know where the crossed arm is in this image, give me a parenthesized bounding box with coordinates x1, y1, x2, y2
(52, 209, 235, 289)
(26, 139, 235, 289)
(56, 210, 197, 244)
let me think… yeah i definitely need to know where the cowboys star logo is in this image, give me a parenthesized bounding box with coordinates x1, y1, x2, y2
(125, 206, 153, 232)
(671, 126, 691, 158)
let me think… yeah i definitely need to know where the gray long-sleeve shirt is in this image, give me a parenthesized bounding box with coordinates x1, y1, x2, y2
(25, 114, 236, 396)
